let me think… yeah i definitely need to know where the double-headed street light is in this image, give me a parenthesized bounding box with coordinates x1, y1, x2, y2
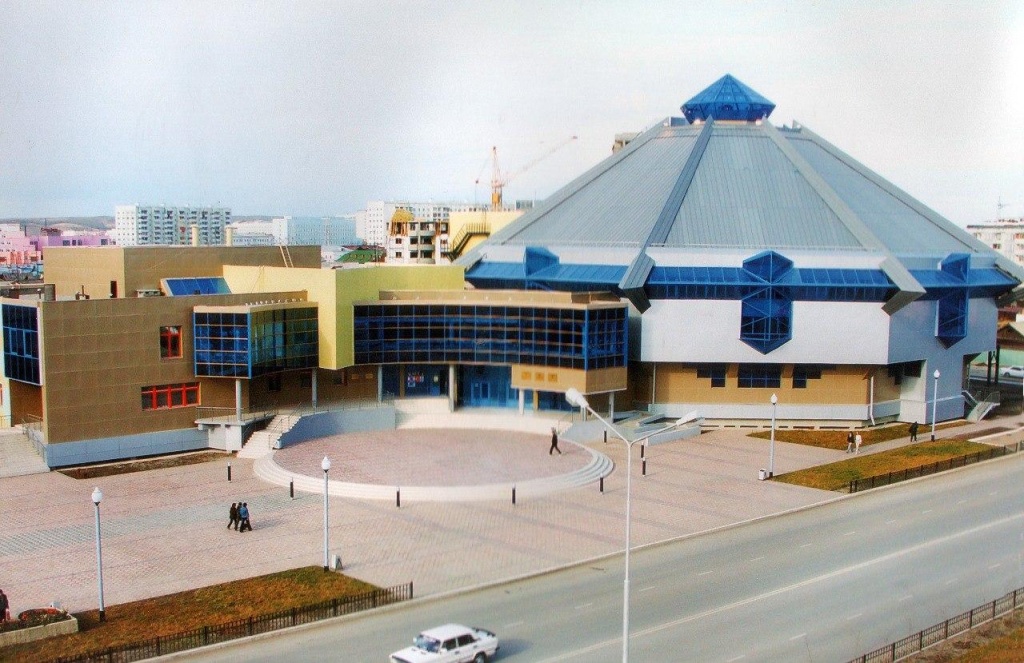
(931, 369, 940, 441)
(565, 387, 698, 663)
(91, 486, 106, 622)
(321, 456, 331, 572)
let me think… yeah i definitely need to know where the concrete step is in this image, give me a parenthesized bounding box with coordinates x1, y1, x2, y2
(0, 429, 49, 478)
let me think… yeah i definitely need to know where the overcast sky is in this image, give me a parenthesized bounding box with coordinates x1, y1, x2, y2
(1, 1, 1022, 225)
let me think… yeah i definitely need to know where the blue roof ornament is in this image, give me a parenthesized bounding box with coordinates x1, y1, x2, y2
(682, 74, 776, 123)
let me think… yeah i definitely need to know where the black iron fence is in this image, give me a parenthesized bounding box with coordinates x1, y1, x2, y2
(848, 443, 1021, 493)
(848, 586, 1024, 663)
(49, 582, 412, 663)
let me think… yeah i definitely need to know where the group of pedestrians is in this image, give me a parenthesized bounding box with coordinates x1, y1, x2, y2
(845, 431, 862, 454)
(227, 502, 252, 532)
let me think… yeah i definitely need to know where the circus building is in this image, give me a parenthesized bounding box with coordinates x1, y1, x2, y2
(456, 74, 1024, 426)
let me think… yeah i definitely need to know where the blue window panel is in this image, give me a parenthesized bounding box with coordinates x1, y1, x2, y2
(936, 291, 968, 347)
(743, 251, 793, 283)
(2, 304, 40, 385)
(165, 277, 231, 296)
(737, 364, 783, 388)
(740, 292, 792, 354)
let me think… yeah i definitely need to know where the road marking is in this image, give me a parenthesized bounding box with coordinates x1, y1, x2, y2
(989, 563, 1002, 570)
(957, 500, 968, 505)
(922, 509, 932, 515)
(727, 656, 746, 662)
(800, 543, 812, 548)
(639, 586, 656, 593)
(789, 633, 806, 641)
(749, 556, 765, 562)
(535, 511, 1024, 663)
(846, 612, 862, 620)
(945, 578, 956, 586)
(990, 491, 998, 496)
(574, 602, 593, 610)
(899, 595, 913, 602)
(886, 519, 898, 525)
(698, 570, 714, 576)
(504, 620, 524, 629)
(844, 531, 856, 536)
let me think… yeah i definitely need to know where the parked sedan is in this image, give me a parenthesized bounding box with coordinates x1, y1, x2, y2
(1001, 366, 1024, 378)
(389, 623, 499, 663)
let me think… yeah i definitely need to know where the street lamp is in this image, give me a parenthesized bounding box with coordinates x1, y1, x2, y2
(565, 387, 698, 663)
(769, 393, 778, 478)
(91, 487, 106, 622)
(931, 370, 940, 441)
(321, 456, 331, 572)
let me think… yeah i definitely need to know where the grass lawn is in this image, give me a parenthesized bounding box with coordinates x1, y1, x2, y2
(0, 567, 381, 662)
(772, 439, 997, 491)
(748, 421, 966, 451)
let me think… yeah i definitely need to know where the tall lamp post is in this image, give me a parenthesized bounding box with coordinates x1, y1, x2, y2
(321, 456, 331, 571)
(768, 393, 778, 478)
(91, 487, 106, 622)
(931, 370, 940, 441)
(565, 387, 698, 663)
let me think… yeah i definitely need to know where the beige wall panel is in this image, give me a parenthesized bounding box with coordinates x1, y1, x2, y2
(38, 291, 302, 444)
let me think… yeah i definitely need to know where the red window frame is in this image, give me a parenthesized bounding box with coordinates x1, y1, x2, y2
(141, 383, 199, 410)
(160, 326, 183, 359)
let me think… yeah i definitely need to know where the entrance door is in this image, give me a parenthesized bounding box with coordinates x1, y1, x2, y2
(471, 381, 490, 403)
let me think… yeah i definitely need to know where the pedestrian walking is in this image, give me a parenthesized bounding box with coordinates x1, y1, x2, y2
(909, 421, 919, 442)
(549, 427, 561, 455)
(855, 433, 862, 454)
(846, 431, 854, 453)
(238, 502, 252, 532)
(227, 502, 239, 530)
(0, 588, 9, 622)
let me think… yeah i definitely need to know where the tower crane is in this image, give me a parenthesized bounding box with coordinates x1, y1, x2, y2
(476, 135, 578, 211)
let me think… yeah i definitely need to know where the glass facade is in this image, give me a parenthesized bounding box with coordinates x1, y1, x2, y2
(194, 306, 319, 378)
(353, 303, 627, 370)
(2, 304, 40, 385)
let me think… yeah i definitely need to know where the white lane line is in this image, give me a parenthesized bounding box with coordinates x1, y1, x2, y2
(899, 595, 913, 602)
(846, 612, 862, 620)
(989, 563, 1002, 570)
(922, 509, 933, 515)
(844, 531, 856, 536)
(800, 543, 812, 548)
(945, 578, 956, 586)
(574, 602, 593, 610)
(699, 570, 714, 576)
(639, 586, 656, 593)
(535, 511, 1024, 663)
(990, 491, 998, 496)
(727, 656, 746, 662)
(504, 620, 524, 629)
(957, 499, 968, 505)
(749, 556, 765, 562)
(886, 519, 898, 525)
(790, 633, 806, 641)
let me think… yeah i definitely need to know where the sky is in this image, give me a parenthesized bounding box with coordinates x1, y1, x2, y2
(1, 1, 1023, 226)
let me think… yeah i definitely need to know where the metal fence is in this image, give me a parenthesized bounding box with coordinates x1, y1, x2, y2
(48, 582, 412, 663)
(849, 586, 1024, 663)
(848, 443, 1021, 493)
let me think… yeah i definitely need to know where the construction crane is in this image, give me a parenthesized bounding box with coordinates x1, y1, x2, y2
(477, 135, 577, 211)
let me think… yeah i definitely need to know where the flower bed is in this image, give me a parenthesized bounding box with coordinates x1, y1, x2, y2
(0, 607, 78, 647)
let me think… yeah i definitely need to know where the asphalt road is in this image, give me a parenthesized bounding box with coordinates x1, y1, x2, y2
(176, 454, 1024, 663)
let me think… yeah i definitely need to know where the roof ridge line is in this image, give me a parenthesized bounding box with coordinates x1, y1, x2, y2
(760, 121, 924, 313)
(456, 119, 672, 266)
(644, 117, 715, 247)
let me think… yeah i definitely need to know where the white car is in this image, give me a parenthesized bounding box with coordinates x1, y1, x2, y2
(1002, 366, 1024, 378)
(389, 623, 499, 663)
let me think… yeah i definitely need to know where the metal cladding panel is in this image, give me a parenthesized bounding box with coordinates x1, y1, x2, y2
(787, 136, 977, 254)
(667, 128, 860, 249)
(503, 129, 699, 246)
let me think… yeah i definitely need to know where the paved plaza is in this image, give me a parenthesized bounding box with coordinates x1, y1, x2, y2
(1, 411, 1022, 618)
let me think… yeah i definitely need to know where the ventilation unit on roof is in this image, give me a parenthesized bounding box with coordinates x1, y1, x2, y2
(136, 289, 162, 297)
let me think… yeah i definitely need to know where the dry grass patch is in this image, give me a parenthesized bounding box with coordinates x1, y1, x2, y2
(906, 608, 1024, 661)
(749, 421, 966, 450)
(59, 451, 229, 480)
(0, 567, 380, 662)
(773, 439, 995, 491)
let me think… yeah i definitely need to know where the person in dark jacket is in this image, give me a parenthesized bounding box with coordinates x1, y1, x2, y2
(909, 421, 919, 442)
(549, 427, 561, 455)
(238, 503, 252, 532)
(0, 588, 9, 622)
(227, 502, 239, 530)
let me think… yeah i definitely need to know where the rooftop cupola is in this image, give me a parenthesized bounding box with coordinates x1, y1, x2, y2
(681, 74, 775, 123)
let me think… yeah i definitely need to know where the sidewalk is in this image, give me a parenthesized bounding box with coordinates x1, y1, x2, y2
(0, 411, 1020, 617)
